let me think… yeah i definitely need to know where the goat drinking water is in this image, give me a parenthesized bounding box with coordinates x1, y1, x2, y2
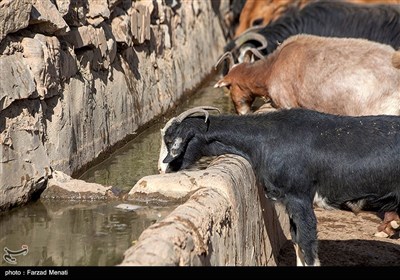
(158, 106, 400, 266)
(215, 34, 400, 115)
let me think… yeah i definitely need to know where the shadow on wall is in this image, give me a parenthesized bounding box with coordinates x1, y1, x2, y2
(195, 169, 290, 265)
(121, 48, 141, 81)
(258, 183, 289, 262)
(0, 99, 42, 132)
(165, 0, 182, 10)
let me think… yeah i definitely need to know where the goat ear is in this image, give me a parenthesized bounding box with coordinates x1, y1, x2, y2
(214, 79, 230, 88)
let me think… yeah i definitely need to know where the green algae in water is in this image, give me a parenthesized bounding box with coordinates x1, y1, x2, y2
(0, 77, 235, 266)
(0, 200, 173, 266)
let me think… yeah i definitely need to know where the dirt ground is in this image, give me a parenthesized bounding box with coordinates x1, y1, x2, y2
(277, 207, 400, 266)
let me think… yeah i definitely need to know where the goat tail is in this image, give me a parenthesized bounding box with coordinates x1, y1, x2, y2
(393, 51, 400, 69)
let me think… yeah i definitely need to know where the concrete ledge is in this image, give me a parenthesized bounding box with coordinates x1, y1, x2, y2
(120, 154, 290, 266)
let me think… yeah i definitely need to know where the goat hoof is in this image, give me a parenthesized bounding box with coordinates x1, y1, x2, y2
(374, 231, 389, 238)
(390, 220, 399, 229)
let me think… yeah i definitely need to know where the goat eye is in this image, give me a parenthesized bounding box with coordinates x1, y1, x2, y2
(252, 18, 264, 26)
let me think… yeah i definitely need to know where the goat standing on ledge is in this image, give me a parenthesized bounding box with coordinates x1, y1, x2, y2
(158, 106, 400, 266)
(215, 34, 400, 115)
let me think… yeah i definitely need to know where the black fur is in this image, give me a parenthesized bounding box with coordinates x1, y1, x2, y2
(226, 1, 400, 58)
(162, 108, 400, 265)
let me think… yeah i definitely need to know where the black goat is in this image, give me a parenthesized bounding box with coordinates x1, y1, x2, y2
(158, 106, 400, 266)
(226, 1, 400, 62)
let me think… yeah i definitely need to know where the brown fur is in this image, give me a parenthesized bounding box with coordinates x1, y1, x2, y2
(216, 34, 400, 237)
(393, 51, 400, 68)
(215, 34, 400, 116)
(235, 0, 400, 37)
(234, 0, 309, 37)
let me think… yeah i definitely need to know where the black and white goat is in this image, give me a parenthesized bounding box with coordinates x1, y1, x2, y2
(226, 1, 400, 63)
(158, 106, 400, 266)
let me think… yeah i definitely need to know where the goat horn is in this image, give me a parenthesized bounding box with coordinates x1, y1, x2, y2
(214, 51, 235, 71)
(175, 106, 221, 123)
(243, 47, 265, 61)
(239, 25, 266, 37)
(232, 32, 268, 52)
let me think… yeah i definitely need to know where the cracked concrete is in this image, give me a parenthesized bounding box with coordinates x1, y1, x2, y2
(121, 154, 290, 266)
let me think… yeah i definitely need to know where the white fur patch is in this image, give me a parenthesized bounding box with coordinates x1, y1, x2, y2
(294, 244, 305, 266)
(294, 244, 320, 266)
(158, 117, 176, 173)
(345, 200, 365, 213)
(238, 105, 251, 115)
(313, 192, 335, 210)
(171, 137, 182, 157)
(214, 80, 230, 88)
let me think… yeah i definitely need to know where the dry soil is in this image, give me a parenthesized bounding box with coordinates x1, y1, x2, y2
(277, 207, 400, 266)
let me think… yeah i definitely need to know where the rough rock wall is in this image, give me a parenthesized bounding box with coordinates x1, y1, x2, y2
(0, 0, 230, 211)
(122, 155, 290, 266)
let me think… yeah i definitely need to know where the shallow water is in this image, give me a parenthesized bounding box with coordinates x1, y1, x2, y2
(79, 77, 235, 191)
(0, 200, 173, 266)
(0, 77, 235, 266)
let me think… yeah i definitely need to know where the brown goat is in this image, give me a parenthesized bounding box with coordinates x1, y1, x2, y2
(215, 34, 400, 116)
(235, 0, 400, 37)
(234, 0, 309, 37)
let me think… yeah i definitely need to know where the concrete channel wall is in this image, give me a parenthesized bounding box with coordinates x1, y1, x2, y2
(0, 0, 231, 210)
(1, 0, 291, 265)
(122, 155, 290, 266)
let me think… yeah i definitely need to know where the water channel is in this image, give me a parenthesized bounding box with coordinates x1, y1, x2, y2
(0, 76, 236, 266)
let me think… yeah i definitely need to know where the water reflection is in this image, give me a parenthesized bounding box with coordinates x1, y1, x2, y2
(0, 200, 173, 266)
(78, 125, 163, 192)
(0, 76, 234, 266)
(79, 77, 235, 190)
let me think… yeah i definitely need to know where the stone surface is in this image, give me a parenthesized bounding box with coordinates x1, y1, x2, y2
(111, 7, 133, 46)
(132, 3, 151, 44)
(0, 0, 229, 211)
(20, 34, 62, 99)
(62, 25, 98, 49)
(121, 155, 290, 266)
(53, 0, 71, 17)
(41, 170, 118, 200)
(59, 41, 79, 80)
(61, 0, 89, 27)
(0, 53, 36, 111)
(101, 22, 117, 66)
(127, 171, 206, 203)
(0, 100, 51, 210)
(0, 0, 32, 43)
(87, 0, 110, 21)
(29, 0, 70, 35)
